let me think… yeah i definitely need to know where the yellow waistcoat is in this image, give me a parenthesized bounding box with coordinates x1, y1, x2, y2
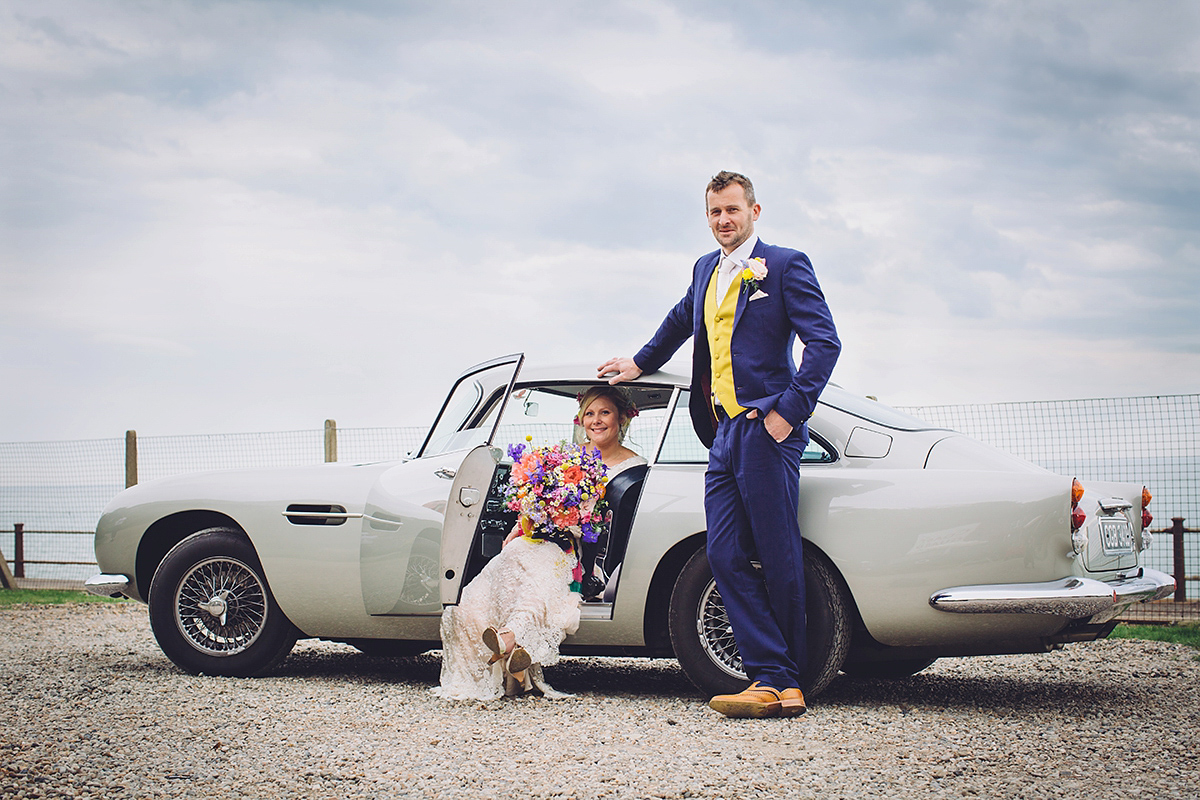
(704, 265, 747, 417)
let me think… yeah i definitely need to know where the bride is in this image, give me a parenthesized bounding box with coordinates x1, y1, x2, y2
(433, 386, 646, 701)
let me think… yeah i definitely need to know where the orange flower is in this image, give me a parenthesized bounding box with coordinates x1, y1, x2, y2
(552, 507, 581, 528)
(563, 465, 583, 485)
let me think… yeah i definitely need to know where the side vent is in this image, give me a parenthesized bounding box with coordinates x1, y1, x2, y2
(284, 504, 354, 526)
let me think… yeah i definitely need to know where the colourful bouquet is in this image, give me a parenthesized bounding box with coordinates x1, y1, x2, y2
(504, 439, 609, 545)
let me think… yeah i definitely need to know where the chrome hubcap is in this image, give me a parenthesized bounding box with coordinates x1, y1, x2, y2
(698, 579, 746, 679)
(175, 557, 267, 656)
(197, 593, 229, 626)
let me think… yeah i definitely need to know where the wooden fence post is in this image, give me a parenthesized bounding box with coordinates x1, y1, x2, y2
(1172, 517, 1186, 602)
(0, 534, 15, 588)
(324, 419, 337, 463)
(125, 430, 138, 488)
(13, 523, 24, 579)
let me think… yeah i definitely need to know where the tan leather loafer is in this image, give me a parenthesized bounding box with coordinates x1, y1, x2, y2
(708, 682, 784, 718)
(779, 687, 807, 717)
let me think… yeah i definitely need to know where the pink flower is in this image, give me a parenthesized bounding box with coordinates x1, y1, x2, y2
(744, 257, 768, 281)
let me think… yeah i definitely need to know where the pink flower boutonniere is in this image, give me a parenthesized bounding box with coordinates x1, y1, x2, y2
(739, 257, 768, 294)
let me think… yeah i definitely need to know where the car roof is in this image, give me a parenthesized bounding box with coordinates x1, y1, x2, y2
(518, 362, 691, 389)
(519, 362, 857, 407)
(513, 361, 937, 430)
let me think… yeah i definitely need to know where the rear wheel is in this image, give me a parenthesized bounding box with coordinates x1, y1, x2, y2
(668, 546, 852, 697)
(148, 527, 298, 677)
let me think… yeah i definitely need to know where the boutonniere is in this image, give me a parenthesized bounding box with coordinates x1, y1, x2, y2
(739, 257, 768, 294)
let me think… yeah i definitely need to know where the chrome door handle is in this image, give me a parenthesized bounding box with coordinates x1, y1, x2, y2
(435, 468, 457, 480)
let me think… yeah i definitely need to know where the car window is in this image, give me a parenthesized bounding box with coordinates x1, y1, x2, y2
(803, 436, 835, 464)
(621, 406, 665, 459)
(490, 384, 669, 462)
(657, 391, 837, 464)
(420, 378, 486, 457)
(658, 392, 710, 464)
(493, 387, 578, 448)
(419, 355, 523, 458)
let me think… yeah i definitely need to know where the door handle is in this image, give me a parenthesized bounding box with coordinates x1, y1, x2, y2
(435, 467, 456, 480)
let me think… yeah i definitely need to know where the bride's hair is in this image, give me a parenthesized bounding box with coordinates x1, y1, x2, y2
(573, 386, 638, 445)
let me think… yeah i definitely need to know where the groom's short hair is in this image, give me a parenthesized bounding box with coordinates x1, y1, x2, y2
(707, 171, 756, 207)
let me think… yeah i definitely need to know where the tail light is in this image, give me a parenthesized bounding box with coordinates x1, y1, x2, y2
(1070, 478, 1087, 554)
(1141, 487, 1153, 551)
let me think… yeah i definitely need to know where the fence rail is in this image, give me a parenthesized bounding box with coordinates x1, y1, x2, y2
(3, 394, 1197, 622)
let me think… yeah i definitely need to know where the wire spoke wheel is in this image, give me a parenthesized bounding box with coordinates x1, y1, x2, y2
(175, 556, 268, 655)
(697, 580, 745, 679)
(669, 546, 852, 697)
(150, 528, 298, 676)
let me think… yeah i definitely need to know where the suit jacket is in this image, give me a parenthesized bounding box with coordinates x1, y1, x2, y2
(633, 240, 841, 448)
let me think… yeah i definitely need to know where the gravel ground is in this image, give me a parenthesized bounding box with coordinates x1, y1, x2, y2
(2, 603, 1199, 799)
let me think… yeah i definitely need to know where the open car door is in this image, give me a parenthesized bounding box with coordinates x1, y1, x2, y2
(439, 444, 514, 606)
(360, 354, 522, 616)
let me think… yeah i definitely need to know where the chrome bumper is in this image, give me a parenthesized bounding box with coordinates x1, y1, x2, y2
(930, 568, 1175, 622)
(84, 573, 131, 598)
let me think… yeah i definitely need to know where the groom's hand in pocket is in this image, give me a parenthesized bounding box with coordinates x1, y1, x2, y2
(747, 408, 793, 442)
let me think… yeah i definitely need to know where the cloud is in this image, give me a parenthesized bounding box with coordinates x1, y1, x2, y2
(2, 0, 1198, 439)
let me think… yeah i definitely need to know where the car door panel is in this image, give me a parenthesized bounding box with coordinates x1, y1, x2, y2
(359, 451, 469, 616)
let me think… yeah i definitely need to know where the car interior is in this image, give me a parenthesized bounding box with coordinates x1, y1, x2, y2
(456, 382, 676, 603)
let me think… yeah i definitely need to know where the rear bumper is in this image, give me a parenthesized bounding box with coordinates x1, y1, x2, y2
(930, 568, 1175, 622)
(84, 573, 131, 598)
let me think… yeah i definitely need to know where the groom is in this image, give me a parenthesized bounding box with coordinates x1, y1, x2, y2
(598, 171, 840, 718)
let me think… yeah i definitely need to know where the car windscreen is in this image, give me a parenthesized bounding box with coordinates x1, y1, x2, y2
(489, 382, 674, 462)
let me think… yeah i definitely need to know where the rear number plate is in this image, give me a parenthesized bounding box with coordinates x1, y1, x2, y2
(1099, 518, 1134, 555)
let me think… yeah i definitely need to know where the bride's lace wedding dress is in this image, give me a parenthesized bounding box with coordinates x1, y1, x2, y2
(433, 455, 646, 701)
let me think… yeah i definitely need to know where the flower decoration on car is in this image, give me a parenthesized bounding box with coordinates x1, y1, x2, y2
(740, 257, 768, 294)
(504, 439, 609, 544)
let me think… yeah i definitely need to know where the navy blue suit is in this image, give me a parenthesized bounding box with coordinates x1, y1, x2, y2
(634, 239, 839, 688)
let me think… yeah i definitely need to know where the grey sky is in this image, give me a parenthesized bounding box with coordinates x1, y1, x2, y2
(3, 0, 1198, 440)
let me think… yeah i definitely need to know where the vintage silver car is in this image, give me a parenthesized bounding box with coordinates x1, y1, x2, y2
(88, 354, 1174, 696)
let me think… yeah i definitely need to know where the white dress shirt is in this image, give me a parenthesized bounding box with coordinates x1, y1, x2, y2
(715, 235, 760, 299)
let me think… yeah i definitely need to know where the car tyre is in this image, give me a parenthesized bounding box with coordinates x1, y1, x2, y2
(668, 545, 852, 698)
(840, 657, 937, 679)
(148, 527, 299, 677)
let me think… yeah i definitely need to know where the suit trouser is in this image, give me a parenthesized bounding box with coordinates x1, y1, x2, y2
(705, 411, 807, 689)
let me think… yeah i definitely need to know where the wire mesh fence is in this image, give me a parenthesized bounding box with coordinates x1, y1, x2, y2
(0, 426, 431, 586)
(3, 395, 1197, 622)
(1, 437, 126, 585)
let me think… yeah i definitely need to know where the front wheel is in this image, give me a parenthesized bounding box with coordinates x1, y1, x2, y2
(668, 546, 852, 698)
(148, 527, 298, 677)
